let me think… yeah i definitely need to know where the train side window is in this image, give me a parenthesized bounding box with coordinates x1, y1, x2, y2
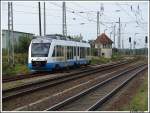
(67, 46, 69, 59)
(70, 46, 72, 59)
(80, 47, 86, 58)
(56, 45, 61, 57)
(71, 46, 73, 59)
(78, 47, 79, 56)
(80, 47, 82, 58)
(59, 45, 61, 56)
(87, 48, 89, 56)
(52, 46, 55, 57)
(68, 46, 70, 59)
(59, 46, 61, 56)
(74, 46, 76, 56)
(61, 46, 64, 56)
(56, 45, 59, 56)
(83, 47, 85, 58)
(69, 46, 71, 59)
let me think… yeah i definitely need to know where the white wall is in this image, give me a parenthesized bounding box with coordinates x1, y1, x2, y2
(101, 48, 112, 58)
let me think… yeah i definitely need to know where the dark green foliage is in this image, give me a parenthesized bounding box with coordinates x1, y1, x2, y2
(91, 48, 98, 56)
(14, 36, 31, 53)
(2, 48, 7, 56)
(91, 57, 111, 64)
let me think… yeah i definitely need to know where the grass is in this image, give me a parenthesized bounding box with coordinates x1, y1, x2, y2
(3, 64, 30, 76)
(2, 53, 30, 76)
(111, 53, 123, 61)
(91, 53, 123, 64)
(91, 56, 111, 64)
(120, 72, 148, 111)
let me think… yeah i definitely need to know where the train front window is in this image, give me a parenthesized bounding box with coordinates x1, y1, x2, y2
(31, 43, 50, 57)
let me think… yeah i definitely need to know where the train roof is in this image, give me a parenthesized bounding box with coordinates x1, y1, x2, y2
(32, 36, 53, 43)
(32, 35, 89, 44)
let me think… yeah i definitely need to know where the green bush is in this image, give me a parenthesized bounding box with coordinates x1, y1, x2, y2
(14, 36, 31, 53)
(2, 48, 7, 56)
(91, 56, 111, 64)
(111, 53, 123, 61)
(2, 53, 29, 75)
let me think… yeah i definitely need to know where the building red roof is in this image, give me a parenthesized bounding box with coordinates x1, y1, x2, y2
(95, 33, 113, 44)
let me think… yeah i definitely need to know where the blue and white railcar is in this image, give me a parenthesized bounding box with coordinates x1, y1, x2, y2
(28, 35, 91, 71)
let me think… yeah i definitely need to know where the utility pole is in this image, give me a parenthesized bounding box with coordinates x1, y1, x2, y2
(38, 2, 42, 36)
(133, 41, 136, 55)
(118, 17, 121, 49)
(122, 40, 124, 49)
(113, 25, 116, 48)
(43, 2, 46, 36)
(8, 2, 14, 66)
(97, 11, 100, 38)
(129, 37, 132, 55)
(99, 3, 104, 35)
(97, 11, 100, 56)
(145, 36, 147, 56)
(62, 1, 67, 38)
(62, 2, 67, 67)
(133, 33, 139, 55)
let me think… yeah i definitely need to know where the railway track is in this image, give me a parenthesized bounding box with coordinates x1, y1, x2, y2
(45, 64, 147, 111)
(2, 64, 96, 83)
(3, 60, 130, 102)
(2, 59, 134, 83)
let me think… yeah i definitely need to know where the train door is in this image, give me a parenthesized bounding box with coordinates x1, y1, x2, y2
(74, 44, 77, 62)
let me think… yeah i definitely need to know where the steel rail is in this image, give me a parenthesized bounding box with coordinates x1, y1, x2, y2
(87, 65, 147, 111)
(46, 64, 146, 111)
(2, 63, 99, 83)
(3, 61, 129, 101)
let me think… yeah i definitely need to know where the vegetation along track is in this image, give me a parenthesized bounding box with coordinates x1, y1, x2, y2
(2, 64, 98, 83)
(46, 63, 147, 111)
(3, 60, 130, 102)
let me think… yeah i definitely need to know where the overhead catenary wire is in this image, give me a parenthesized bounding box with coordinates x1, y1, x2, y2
(2, 2, 148, 49)
(49, 2, 112, 29)
(115, 3, 147, 30)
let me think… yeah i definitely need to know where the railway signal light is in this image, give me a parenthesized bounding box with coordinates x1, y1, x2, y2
(129, 37, 131, 43)
(145, 36, 147, 43)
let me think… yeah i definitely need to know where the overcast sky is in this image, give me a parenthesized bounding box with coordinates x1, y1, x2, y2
(1, 1, 149, 49)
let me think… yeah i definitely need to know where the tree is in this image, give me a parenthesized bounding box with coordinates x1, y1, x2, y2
(15, 36, 32, 53)
(72, 34, 83, 41)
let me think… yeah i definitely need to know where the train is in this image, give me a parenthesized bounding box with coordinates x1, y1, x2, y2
(28, 35, 91, 71)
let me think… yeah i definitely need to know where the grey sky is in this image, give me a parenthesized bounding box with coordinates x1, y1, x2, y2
(1, 1, 149, 49)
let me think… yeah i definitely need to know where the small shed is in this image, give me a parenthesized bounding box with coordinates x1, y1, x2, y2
(95, 33, 113, 58)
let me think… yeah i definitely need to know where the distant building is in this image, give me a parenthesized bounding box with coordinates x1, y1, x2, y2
(95, 33, 113, 58)
(2, 29, 34, 49)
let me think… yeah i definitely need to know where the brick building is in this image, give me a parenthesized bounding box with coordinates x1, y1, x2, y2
(95, 33, 113, 58)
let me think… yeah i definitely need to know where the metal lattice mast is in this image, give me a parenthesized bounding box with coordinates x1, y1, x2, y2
(38, 2, 42, 36)
(62, 2, 67, 37)
(8, 2, 14, 66)
(99, 3, 104, 35)
(43, 2, 46, 36)
(97, 11, 100, 38)
(118, 17, 121, 49)
(113, 25, 116, 48)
